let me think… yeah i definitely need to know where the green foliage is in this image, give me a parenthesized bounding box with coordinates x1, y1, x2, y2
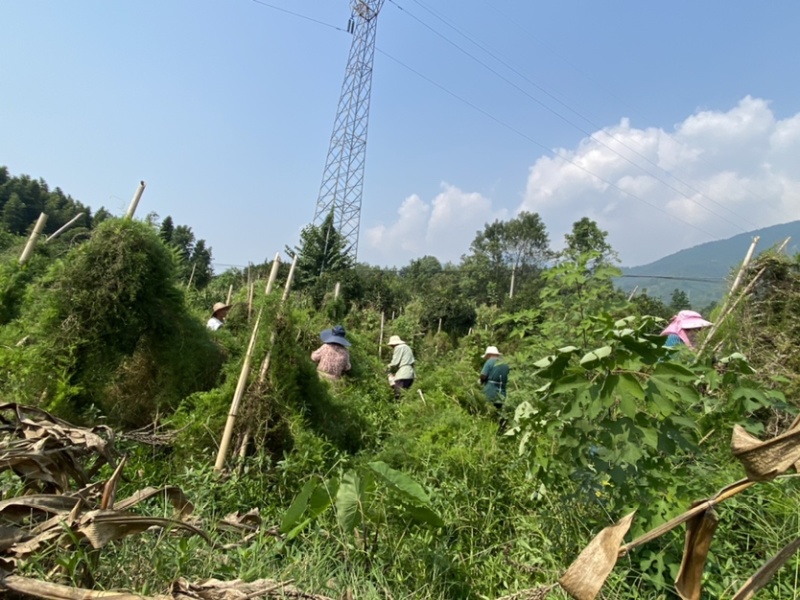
(0, 218, 222, 425)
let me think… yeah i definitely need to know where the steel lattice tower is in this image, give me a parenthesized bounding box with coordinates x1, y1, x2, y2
(313, 0, 385, 261)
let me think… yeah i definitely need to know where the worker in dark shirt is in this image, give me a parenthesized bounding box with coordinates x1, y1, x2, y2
(480, 345, 510, 408)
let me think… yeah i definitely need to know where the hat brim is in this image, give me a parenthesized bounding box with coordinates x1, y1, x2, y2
(482, 352, 502, 358)
(321, 330, 351, 347)
(212, 304, 232, 317)
(682, 318, 712, 329)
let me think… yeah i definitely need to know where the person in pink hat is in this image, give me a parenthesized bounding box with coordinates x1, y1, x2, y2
(661, 310, 712, 349)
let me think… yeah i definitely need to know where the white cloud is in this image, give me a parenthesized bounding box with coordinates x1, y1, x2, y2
(364, 184, 507, 265)
(521, 96, 800, 265)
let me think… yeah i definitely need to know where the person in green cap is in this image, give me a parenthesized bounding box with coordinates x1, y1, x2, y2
(479, 345, 509, 408)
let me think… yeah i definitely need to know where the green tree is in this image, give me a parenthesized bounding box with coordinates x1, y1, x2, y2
(2, 193, 26, 235)
(291, 212, 354, 288)
(563, 217, 618, 266)
(189, 239, 213, 289)
(466, 211, 550, 303)
(159, 216, 175, 244)
(669, 288, 691, 312)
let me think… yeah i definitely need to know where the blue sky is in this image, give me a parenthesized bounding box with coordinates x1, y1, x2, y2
(2, 1, 800, 269)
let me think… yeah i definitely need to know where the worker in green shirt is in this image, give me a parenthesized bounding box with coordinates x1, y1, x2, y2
(480, 345, 510, 408)
(387, 335, 415, 399)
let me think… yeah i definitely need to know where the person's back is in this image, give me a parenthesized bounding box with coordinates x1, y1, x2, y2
(480, 346, 509, 408)
(311, 325, 352, 381)
(482, 358, 509, 402)
(387, 335, 415, 397)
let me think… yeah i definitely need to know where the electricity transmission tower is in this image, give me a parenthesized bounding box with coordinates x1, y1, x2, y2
(312, 0, 385, 262)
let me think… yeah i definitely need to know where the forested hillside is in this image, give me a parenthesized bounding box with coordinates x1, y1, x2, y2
(1, 169, 799, 600)
(618, 220, 800, 307)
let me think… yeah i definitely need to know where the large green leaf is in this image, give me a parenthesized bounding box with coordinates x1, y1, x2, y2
(335, 470, 370, 534)
(618, 373, 645, 401)
(580, 345, 613, 369)
(280, 479, 315, 534)
(404, 504, 444, 528)
(283, 479, 337, 540)
(368, 461, 430, 506)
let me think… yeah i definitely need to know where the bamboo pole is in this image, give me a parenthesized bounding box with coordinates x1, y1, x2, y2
(334, 281, 341, 300)
(247, 280, 255, 321)
(19, 213, 48, 265)
(214, 311, 262, 472)
(379, 312, 385, 358)
(226, 284, 234, 306)
(730, 236, 760, 294)
(697, 237, 790, 356)
(124, 181, 146, 219)
(282, 254, 299, 302)
(256, 255, 299, 384)
(264, 252, 281, 295)
(627, 285, 639, 302)
(45, 212, 84, 244)
(186, 262, 196, 290)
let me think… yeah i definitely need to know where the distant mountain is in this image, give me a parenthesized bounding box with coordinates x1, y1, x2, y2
(617, 221, 800, 309)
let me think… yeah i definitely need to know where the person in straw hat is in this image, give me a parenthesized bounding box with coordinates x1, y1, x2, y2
(207, 302, 232, 331)
(386, 335, 415, 398)
(311, 324, 352, 381)
(660, 310, 712, 350)
(480, 345, 510, 407)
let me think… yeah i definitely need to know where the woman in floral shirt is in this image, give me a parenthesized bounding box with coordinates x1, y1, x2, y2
(311, 325, 352, 381)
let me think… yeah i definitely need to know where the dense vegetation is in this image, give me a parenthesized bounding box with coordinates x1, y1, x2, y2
(1, 167, 799, 599)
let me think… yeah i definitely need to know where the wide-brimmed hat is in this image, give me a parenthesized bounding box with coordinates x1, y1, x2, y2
(482, 345, 501, 358)
(212, 302, 231, 317)
(321, 324, 350, 347)
(387, 335, 406, 346)
(676, 310, 712, 330)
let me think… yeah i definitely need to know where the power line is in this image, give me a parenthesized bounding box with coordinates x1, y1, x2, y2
(246, 0, 722, 241)
(474, 0, 777, 220)
(376, 49, 721, 240)
(619, 274, 724, 283)
(251, 0, 347, 32)
(387, 0, 758, 236)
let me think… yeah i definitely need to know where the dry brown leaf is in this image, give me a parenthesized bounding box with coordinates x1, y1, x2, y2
(0, 495, 86, 523)
(558, 512, 635, 600)
(76, 510, 211, 549)
(731, 536, 800, 600)
(115, 487, 194, 520)
(171, 577, 335, 600)
(620, 478, 754, 556)
(0, 525, 28, 552)
(1, 572, 162, 599)
(674, 508, 719, 600)
(731, 424, 800, 480)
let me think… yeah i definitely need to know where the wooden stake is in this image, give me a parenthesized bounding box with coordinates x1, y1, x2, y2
(264, 252, 281, 295)
(697, 237, 790, 356)
(19, 213, 48, 265)
(186, 262, 196, 290)
(282, 254, 299, 302)
(627, 285, 639, 302)
(124, 181, 146, 219)
(258, 254, 298, 384)
(379, 312, 385, 358)
(437, 317, 442, 334)
(730, 236, 760, 295)
(247, 280, 255, 321)
(214, 311, 262, 472)
(226, 284, 234, 305)
(45, 212, 84, 244)
(334, 281, 341, 300)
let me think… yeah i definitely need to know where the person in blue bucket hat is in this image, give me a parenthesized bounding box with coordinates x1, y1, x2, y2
(311, 324, 352, 381)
